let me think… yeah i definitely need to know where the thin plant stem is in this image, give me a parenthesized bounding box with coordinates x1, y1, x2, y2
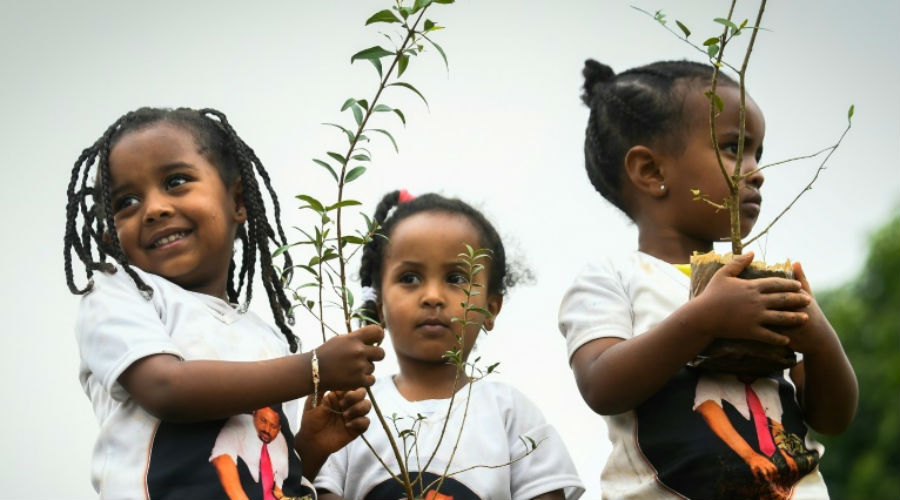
(743, 118, 852, 247)
(329, 7, 432, 497)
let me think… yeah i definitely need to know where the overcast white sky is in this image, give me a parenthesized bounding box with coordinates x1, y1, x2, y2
(1, 1, 898, 498)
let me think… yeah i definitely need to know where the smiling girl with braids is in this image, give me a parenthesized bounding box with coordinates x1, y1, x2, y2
(64, 107, 385, 499)
(558, 60, 856, 499)
(313, 190, 584, 500)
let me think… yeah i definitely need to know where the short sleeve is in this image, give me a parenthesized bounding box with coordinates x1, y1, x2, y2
(558, 259, 633, 361)
(313, 444, 348, 496)
(504, 386, 585, 500)
(76, 268, 183, 401)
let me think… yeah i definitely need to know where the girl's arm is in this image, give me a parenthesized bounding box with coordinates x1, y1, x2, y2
(571, 253, 810, 415)
(118, 325, 384, 422)
(787, 263, 858, 434)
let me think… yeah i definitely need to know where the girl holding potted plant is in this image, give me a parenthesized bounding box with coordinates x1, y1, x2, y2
(558, 59, 857, 499)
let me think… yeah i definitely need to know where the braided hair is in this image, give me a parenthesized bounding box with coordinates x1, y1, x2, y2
(581, 59, 737, 217)
(63, 107, 299, 351)
(357, 190, 514, 325)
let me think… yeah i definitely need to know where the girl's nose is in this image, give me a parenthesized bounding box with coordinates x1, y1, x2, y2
(421, 283, 445, 308)
(741, 158, 765, 189)
(142, 193, 173, 224)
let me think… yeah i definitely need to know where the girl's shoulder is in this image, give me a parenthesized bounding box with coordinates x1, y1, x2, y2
(472, 379, 543, 415)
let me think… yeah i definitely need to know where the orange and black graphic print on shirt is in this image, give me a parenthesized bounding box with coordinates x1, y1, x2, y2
(365, 471, 479, 500)
(635, 367, 819, 500)
(146, 405, 312, 500)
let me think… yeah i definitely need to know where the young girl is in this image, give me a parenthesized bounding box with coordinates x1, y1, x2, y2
(64, 107, 386, 499)
(558, 60, 858, 499)
(314, 190, 585, 500)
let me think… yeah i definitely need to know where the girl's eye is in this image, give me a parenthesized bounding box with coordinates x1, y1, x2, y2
(722, 142, 739, 155)
(113, 195, 139, 213)
(399, 272, 421, 285)
(447, 273, 469, 286)
(166, 174, 190, 189)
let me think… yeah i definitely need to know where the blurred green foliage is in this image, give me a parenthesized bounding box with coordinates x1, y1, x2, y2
(815, 210, 900, 500)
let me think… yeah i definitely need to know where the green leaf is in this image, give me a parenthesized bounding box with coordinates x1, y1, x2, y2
(373, 104, 393, 112)
(351, 46, 393, 77)
(704, 90, 724, 113)
(326, 199, 363, 211)
(327, 151, 347, 165)
(702, 37, 719, 46)
(468, 306, 494, 317)
(706, 43, 720, 58)
(675, 20, 691, 38)
(345, 166, 367, 183)
(340, 98, 357, 111)
(349, 103, 364, 127)
(424, 19, 436, 31)
(848, 104, 855, 120)
(411, 0, 432, 13)
(713, 17, 738, 31)
(296, 194, 326, 213)
(388, 82, 429, 109)
(422, 34, 448, 72)
(350, 45, 394, 63)
(368, 128, 398, 152)
(312, 159, 338, 182)
(322, 122, 354, 143)
(433, 0, 454, 3)
(341, 235, 366, 245)
(273, 242, 299, 258)
(365, 9, 401, 25)
(398, 54, 409, 77)
(351, 154, 371, 161)
(393, 108, 406, 126)
(357, 99, 369, 111)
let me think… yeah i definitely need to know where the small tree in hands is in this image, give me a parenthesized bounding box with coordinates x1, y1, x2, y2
(635, 0, 853, 375)
(279, 2, 536, 497)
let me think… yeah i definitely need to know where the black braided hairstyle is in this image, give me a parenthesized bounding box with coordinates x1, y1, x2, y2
(357, 190, 515, 326)
(581, 58, 737, 217)
(63, 107, 299, 351)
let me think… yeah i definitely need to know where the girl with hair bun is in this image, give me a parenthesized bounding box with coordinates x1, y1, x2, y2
(559, 60, 856, 499)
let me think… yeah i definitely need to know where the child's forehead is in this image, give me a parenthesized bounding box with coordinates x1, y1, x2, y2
(386, 212, 483, 256)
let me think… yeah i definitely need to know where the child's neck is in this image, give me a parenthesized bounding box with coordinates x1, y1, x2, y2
(638, 230, 713, 264)
(393, 361, 470, 402)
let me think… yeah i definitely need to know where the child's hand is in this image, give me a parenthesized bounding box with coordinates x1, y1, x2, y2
(316, 324, 385, 391)
(780, 262, 831, 355)
(296, 388, 372, 481)
(695, 252, 811, 346)
(299, 388, 372, 456)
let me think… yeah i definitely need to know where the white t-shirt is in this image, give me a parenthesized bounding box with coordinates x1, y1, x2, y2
(314, 376, 585, 500)
(76, 264, 312, 499)
(558, 251, 828, 500)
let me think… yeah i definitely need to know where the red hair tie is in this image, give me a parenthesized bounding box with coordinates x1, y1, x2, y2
(398, 189, 416, 203)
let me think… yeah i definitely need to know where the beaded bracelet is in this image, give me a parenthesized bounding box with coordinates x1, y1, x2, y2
(311, 349, 320, 408)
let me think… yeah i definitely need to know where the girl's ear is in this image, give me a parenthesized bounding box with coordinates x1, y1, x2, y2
(482, 295, 503, 331)
(231, 179, 247, 223)
(624, 145, 667, 199)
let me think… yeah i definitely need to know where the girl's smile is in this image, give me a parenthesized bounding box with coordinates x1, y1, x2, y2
(108, 123, 246, 299)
